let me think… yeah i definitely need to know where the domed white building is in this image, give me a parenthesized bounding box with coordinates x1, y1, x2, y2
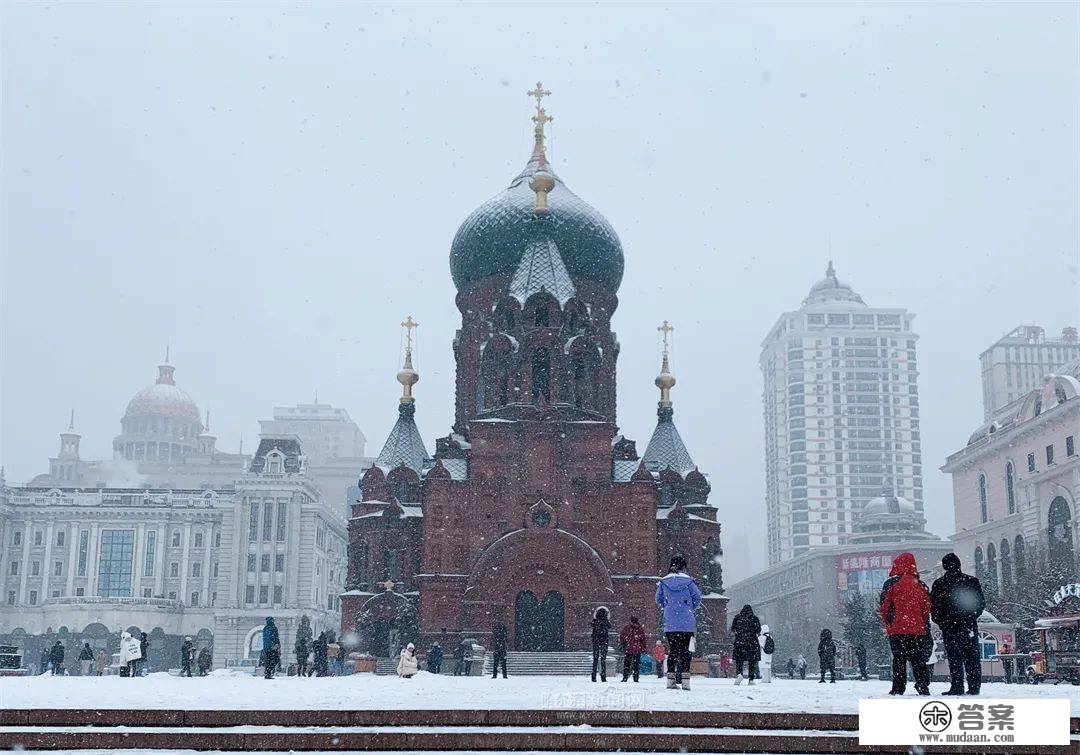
(112, 358, 209, 463)
(850, 489, 939, 544)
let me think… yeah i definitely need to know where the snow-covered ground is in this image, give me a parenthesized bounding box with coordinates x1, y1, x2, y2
(2, 669, 1076, 714)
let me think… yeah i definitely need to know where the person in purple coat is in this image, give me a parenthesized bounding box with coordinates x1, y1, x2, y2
(655, 554, 702, 690)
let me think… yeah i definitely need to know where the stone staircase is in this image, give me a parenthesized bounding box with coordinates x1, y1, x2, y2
(374, 656, 398, 675)
(374, 650, 617, 676)
(482, 650, 616, 677)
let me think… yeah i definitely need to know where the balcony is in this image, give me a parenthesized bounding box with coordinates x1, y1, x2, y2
(43, 596, 183, 609)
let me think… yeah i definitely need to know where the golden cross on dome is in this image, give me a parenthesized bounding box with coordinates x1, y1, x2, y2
(658, 320, 674, 358)
(527, 82, 551, 112)
(401, 315, 418, 351)
(528, 82, 553, 135)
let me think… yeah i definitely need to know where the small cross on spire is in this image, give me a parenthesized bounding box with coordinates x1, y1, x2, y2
(658, 320, 674, 358)
(527, 82, 551, 112)
(401, 315, 418, 353)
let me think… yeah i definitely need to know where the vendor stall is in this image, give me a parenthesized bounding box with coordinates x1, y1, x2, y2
(1029, 582, 1080, 685)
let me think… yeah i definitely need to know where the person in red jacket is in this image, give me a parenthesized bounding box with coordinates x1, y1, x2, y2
(619, 616, 647, 683)
(649, 640, 667, 679)
(879, 552, 932, 695)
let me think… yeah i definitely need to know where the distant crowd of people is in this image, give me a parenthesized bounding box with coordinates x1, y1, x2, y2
(35, 629, 212, 678)
(385, 550, 987, 697)
(29, 551, 988, 697)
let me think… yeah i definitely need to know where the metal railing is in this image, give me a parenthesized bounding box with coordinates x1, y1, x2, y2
(43, 596, 183, 608)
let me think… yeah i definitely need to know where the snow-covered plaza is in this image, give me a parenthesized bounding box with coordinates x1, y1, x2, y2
(2, 669, 1076, 715)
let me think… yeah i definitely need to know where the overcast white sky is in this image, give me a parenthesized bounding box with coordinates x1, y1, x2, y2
(2, 2, 1077, 582)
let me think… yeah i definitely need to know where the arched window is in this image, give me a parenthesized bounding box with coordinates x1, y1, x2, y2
(478, 340, 513, 411)
(985, 543, 998, 594)
(700, 538, 722, 591)
(978, 632, 998, 660)
(383, 547, 398, 581)
(978, 474, 988, 523)
(974, 547, 983, 582)
(1034, 397, 1042, 416)
(999, 538, 1011, 593)
(1014, 535, 1026, 582)
(570, 341, 601, 410)
(531, 347, 551, 402)
(1048, 496, 1075, 580)
(1005, 463, 1016, 515)
(534, 306, 549, 328)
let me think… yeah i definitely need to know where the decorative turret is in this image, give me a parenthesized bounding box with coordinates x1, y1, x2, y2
(642, 320, 695, 475)
(59, 408, 81, 460)
(376, 317, 430, 472)
(198, 408, 217, 456)
(526, 82, 555, 215)
(397, 315, 420, 404)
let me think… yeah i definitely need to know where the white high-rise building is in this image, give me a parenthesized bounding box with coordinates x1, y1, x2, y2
(980, 325, 1080, 420)
(761, 263, 923, 565)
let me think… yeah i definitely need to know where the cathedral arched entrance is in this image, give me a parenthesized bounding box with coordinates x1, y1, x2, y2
(514, 590, 564, 651)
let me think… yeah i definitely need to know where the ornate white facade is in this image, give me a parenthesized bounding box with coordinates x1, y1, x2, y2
(0, 441, 346, 669)
(761, 263, 922, 564)
(1, 357, 358, 670)
(943, 361, 1079, 595)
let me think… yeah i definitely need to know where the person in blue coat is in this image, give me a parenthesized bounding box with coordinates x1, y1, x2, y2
(655, 554, 702, 690)
(262, 617, 280, 679)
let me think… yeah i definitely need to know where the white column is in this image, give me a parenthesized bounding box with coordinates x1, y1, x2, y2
(132, 522, 146, 597)
(202, 523, 213, 605)
(154, 523, 166, 596)
(41, 520, 55, 599)
(65, 522, 77, 595)
(17, 522, 31, 603)
(179, 522, 192, 604)
(86, 523, 100, 596)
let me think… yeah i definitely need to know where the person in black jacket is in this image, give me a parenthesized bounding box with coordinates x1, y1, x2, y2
(590, 607, 611, 682)
(818, 629, 837, 683)
(930, 553, 985, 695)
(730, 604, 761, 685)
(312, 632, 329, 677)
(855, 644, 868, 681)
(49, 641, 65, 675)
(180, 637, 194, 677)
(491, 624, 508, 679)
(139, 632, 149, 676)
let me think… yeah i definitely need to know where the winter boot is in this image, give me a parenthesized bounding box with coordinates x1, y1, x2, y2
(680, 677, 691, 691)
(734, 673, 743, 686)
(666, 672, 677, 689)
(748, 677, 756, 686)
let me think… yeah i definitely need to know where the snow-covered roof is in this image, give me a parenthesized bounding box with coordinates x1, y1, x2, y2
(508, 236, 577, 306)
(376, 402, 429, 472)
(642, 407, 695, 475)
(613, 459, 639, 482)
(439, 458, 468, 480)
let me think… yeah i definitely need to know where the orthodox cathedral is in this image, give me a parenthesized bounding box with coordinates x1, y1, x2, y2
(342, 86, 725, 654)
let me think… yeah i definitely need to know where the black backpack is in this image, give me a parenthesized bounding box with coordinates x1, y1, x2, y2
(764, 635, 775, 654)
